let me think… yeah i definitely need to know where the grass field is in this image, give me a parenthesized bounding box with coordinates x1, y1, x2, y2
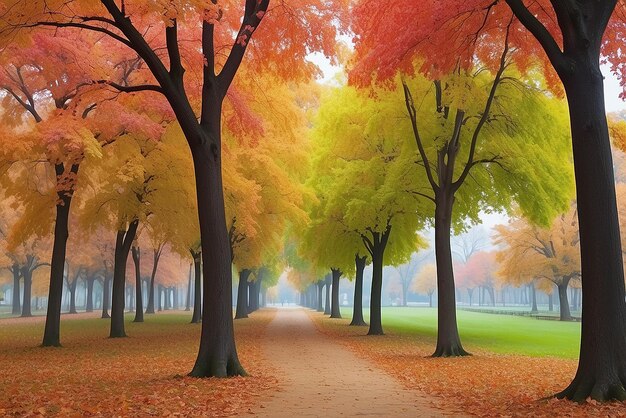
(340, 306, 581, 359)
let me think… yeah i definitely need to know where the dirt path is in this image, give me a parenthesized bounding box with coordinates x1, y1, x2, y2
(246, 308, 447, 417)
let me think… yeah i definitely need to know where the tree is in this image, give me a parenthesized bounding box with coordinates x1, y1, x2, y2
(394, 250, 432, 307)
(413, 264, 437, 307)
(495, 208, 581, 321)
(2, 0, 345, 377)
(304, 84, 428, 335)
(351, 0, 626, 400)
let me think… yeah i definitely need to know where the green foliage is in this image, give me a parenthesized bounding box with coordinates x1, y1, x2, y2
(300, 84, 428, 276)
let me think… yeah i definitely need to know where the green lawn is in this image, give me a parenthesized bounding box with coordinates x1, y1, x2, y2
(340, 306, 581, 359)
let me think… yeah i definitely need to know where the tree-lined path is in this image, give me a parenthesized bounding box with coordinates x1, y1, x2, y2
(246, 308, 446, 417)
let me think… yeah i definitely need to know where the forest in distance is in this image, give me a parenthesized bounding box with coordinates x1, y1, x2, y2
(1, 0, 626, 416)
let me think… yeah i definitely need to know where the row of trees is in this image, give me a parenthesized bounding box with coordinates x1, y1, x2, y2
(1, 0, 625, 402)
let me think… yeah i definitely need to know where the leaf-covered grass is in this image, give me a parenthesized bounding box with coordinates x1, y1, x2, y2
(317, 310, 625, 417)
(0, 310, 277, 417)
(340, 307, 580, 358)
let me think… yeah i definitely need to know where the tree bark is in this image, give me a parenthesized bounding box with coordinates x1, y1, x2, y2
(530, 281, 538, 314)
(110, 219, 138, 338)
(191, 251, 202, 323)
(432, 192, 469, 356)
(556, 64, 626, 400)
(235, 269, 250, 319)
(101, 275, 111, 319)
(185, 263, 192, 311)
(132, 246, 143, 322)
(365, 227, 391, 336)
(316, 281, 324, 312)
(11, 265, 20, 315)
(21, 268, 33, 318)
(505, 0, 626, 401)
(86, 276, 95, 312)
(145, 247, 163, 314)
(42, 173, 75, 346)
(557, 278, 572, 321)
(330, 268, 342, 318)
(68, 277, 78, 314)
(323, 274, 331, 315)
(350, 255, 367, 326)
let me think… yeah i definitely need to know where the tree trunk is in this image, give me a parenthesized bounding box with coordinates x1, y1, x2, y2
(350, 256, 367, 326)
(554, 50, 626, 401)
(429, 292, 433, 308)
(467, 288, 473, 307)
(316, 282, 324, 312)
(69, 278, 77, 314)
(548, 292, 553, 312)
(173, 286, 179, 310)
(42, 179, 74, 346)
(432, 193, 469, 356)
(235, 269, 250, 319)
(11, 266, 20, 315)
(21, 269, 33, 317)
(191, 251, 202, 323)
(158, 285, 163, 311)
(188, 107, 245, 377)
(487, 286, 495, 307)
(86, 277, 94, 312)
(110, 220, 138, 338)
(132, 247, 144, 322)
(368, 247, 384, 335)
(557, 280, 572, 321)
(186, 263, 192, 311)
(402, 280, 408, 307)
(145, 248, 162, 314)
(324, 275, 331, 315)
(164, 287, 171, 310)
(261, 290, 266, 307)
(530, 281, 538, 314)
(101, 276, 111, 319)
(330, 268, 342, 318)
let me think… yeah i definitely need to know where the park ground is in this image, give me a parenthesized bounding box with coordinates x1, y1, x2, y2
(1, 307, 626, 417)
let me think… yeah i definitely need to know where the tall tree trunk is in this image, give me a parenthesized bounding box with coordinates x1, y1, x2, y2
(487, 286, 495, 307)
(505, 0, 626, 402)
(235, 269, 250, 319)
(191, 251, 202, 324)
(165, 287, 171, 310)
(110, 220, 138, 338)
(261, 290, 266, 307)
(530, 281, 538, 314)
(145, 247, 162, 314)
(368, 247, 385, 335)
(101, 275, 111, 319)
(557, 279, 572, 322)
(11, 265, 20, 315)
(548, 292, 553, 312)
(402, 280, 408, 307)
(330, 268, 342, 319)
(158, 285, 163, 311)
(173, 286, 179, 310)
(42, 172, 76, 346)
(69, 278, 78, 314)
(316, 281, 324, 312)
(467, 288, 473, 307)
(350, 254, 367, 326)
(324, 275, 331, 315)
(557, 61, 626, 398)
(86, 277, 94, 312)
(432, 193, 469, 356)
(21, 269, 33, 318)
(185, 263, 192, 311)
(365, 227, 391, 336)
(132, 246, 143, 322)
(188, 104, 245, 378)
